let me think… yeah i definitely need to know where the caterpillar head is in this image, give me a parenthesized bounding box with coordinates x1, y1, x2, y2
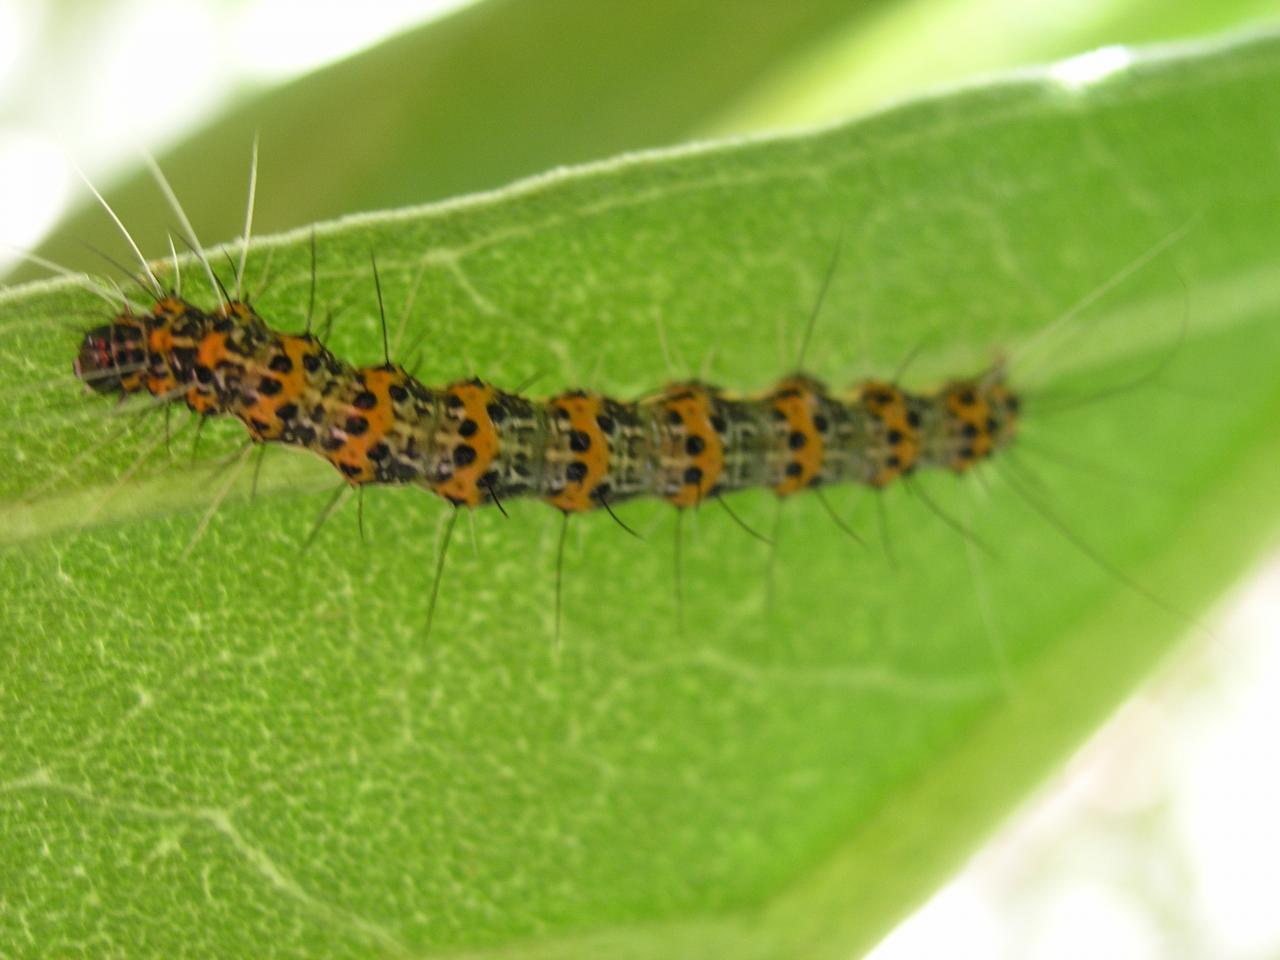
(74, 318, 149, 395)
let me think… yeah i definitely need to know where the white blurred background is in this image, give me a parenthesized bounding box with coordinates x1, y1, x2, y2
(871, 557, 1280, 960)
(2, 2, 1278, 956)
(0, 0, 468, 269)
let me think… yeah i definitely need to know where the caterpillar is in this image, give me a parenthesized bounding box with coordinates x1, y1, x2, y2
(72, 294, 1020, 518)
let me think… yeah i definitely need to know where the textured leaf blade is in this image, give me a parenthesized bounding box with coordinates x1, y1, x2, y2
(2, 29, 1280, 959)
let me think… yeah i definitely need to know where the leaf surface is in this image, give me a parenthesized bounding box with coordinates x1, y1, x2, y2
(2, 28, 1280, 959)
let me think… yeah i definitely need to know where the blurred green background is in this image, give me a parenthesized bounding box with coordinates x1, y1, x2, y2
(5, 0, 1277, 278)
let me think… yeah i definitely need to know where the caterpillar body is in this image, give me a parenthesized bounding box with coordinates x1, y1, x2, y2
(73, 295, 1020, 514)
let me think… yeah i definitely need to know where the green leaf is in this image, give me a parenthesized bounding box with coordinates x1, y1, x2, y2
(3, 27, 1280, 959)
